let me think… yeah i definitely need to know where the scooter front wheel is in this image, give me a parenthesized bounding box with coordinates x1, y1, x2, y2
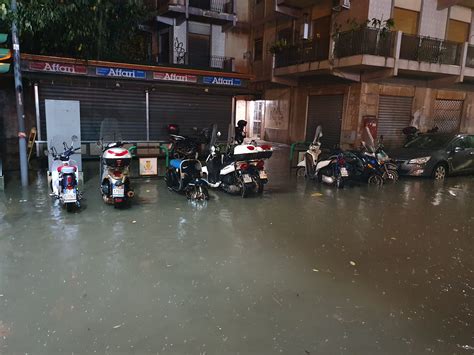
(368, 175, 384, 186)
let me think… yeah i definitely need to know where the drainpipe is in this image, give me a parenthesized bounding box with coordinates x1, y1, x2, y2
(34, 83, 41, 157)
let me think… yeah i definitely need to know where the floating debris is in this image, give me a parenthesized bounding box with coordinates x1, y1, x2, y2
(350, 261, 356, 266)
(113, 324, 123, 329)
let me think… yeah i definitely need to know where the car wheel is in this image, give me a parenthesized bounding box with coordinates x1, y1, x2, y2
(432, 164, 447, 180)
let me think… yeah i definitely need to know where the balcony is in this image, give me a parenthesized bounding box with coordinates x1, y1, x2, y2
(275, 39, 329, 68)
(273, 26, 474, 85)
(157, 0, 236, 25)
(399, 34, 462, 65)
(334, 28, 396, 59)
(158, 54, 235, 72)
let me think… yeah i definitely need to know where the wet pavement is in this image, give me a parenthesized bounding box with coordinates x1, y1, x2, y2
(0, 145, 473, 354)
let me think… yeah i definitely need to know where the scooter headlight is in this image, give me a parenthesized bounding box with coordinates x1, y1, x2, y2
(408, 156, 431, 165)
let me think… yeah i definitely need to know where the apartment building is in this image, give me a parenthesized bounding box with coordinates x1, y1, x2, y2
(243, 0, 474, 148)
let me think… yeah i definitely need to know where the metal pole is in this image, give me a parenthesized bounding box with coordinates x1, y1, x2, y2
(34, 83, 41, 157)
(11, 0, 28, 186)
(145, 90, 150, 141)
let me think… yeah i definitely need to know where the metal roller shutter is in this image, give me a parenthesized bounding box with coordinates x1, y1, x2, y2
(433, 99, 463, 133)
(377, 95, 413, 149)
(39, 83, 146, 141)
(149, 91, 232, 140)
(306, 95, 344, 149)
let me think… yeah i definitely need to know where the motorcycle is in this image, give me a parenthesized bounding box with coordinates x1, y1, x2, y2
(168, 124, 215, 160)
(48, 136, 82, 212)
(314, 152, 350, 189)
(98, 119, 136, 208)
(202, 128, 273, 198)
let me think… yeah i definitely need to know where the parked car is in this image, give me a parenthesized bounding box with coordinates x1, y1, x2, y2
(391, 133, 474, 180)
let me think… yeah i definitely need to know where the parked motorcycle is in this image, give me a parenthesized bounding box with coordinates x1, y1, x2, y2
(48, 136, 82, 212)
(202, 128, 273, 198)
(315, 152, 350, 188)
(168, 124, 215, 160)
(165, 158, 209, 201)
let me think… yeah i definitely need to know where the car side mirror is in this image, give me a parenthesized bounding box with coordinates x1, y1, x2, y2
(453, 146, 465, 153)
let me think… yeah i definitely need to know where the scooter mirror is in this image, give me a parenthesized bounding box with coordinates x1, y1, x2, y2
(44, 149, 49, 156)
(71, 135, 79, 142)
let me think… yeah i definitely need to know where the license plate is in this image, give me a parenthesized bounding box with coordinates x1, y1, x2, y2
(63, 189, 76, 202)
(242, 174, 252, 183)
(259, 171, 268, 180)
(112, 186, 125, 197)
(340, 167, 349, 177)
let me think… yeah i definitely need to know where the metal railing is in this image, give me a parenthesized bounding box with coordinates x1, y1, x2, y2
(274, 38, 329, 68)
(189, 0, 233, 13)
(399, 34, 462, 65)
(165, 53, 234, 71)
(334, 27, 396, 58)
(467, 45, 474, 68)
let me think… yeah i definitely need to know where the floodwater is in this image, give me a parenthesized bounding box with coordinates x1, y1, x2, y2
(0, 145, 473, 354)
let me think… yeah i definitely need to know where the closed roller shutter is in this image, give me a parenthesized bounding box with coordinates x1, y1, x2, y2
(434, 99, 463, 133)
(39, 83, 146, 141)
(149, 91, 232, 140)
(306, 95, 344, 149)
(377, 95, 413, 149)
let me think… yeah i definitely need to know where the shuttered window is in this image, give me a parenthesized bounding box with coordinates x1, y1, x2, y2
(434, 99, 463, 133)
(377, 95, 413, 149)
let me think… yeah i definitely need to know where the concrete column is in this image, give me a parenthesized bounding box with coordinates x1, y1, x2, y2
(393, 31, 402, 76)
(460, 42, 469, 82)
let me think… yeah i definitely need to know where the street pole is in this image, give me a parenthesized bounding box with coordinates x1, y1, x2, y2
(11, 0, 28, 186)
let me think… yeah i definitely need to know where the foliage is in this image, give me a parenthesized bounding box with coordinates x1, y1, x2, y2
(269, 39, 292, 54)
(0, 0, 154, 63)
(333, 17, 395, 38)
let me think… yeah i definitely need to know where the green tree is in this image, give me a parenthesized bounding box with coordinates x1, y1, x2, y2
(0, 0, 153, 63)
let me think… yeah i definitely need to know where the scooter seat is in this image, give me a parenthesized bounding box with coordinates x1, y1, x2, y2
(170, 159, 182, 169)
(57, 165, 77, 174)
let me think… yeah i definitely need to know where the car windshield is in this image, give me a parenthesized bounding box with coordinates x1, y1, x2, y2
(404, 135, 452, 149)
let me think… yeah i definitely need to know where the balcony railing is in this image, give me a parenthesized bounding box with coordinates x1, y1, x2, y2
(466, 45, 474, 68)
(160, 0, 233, 13)
(190, 0, 233, 13)
(160, 53, 234, 72)
(334, 28, 396, 58)
(399, 34, 462, 65)
(274, 39, 329, 68)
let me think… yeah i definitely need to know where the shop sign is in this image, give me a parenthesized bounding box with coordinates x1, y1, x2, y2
(139, 157, 158, 176)
(96, 67, 146, 79)
(153, 72, 198, 83)
(203, 76, 242, 86)
(29, 61, 87, 75)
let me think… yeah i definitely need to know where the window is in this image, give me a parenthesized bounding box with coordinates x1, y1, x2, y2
(254, 38, 263, 61)
(465, 136, 474, 149)
(393, 7, 419, 35)
(447, 19, 470, 43)
(188, 22, 211, 67)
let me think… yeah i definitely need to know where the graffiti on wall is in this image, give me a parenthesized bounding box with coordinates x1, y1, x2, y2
(264, 89, 290, 130)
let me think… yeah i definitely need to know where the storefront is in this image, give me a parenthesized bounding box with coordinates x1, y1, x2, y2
(22, 55, 253, 150)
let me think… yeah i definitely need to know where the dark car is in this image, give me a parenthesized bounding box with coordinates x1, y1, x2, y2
(391, 133, 474, 180)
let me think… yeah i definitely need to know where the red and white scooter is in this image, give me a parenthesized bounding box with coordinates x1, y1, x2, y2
(99, 142, 135, 208)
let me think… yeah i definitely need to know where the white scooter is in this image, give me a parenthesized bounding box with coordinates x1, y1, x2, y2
(297, 126, 349, 187)
(202, 131, 273, 198)
(48, 136, 82, 212)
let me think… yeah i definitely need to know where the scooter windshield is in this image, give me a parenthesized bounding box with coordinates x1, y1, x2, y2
(361, 127, 376, 154)
(100, 118, 122, 145)
(313, 125, 322, 145)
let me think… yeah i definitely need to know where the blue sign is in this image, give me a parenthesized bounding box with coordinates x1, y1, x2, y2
(96, 67, 146, 79)
(203, 76, 242, 86)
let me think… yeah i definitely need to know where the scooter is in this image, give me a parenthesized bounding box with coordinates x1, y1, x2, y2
(202, 130, 273, 198)
(297, 125, 323, 178)
(99, 141, 136, 208)
(165, 158, 209, 201)
(48, 137, 82, 212)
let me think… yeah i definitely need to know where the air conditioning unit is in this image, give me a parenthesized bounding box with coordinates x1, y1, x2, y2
(332, 0, 350, 11)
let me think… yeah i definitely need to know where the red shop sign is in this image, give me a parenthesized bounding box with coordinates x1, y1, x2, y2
(29, 61, 87, 75)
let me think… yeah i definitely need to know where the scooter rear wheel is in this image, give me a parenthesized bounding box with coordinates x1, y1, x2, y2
(368, 175, 383, 186)
(66, 203, 74, 212)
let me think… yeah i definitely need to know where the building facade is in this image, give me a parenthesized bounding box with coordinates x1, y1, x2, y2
(244, 0, 474, 148)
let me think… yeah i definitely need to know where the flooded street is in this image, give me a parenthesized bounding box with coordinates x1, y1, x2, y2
(0, 147, 473, 354)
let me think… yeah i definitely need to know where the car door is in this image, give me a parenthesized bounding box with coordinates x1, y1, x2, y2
(464, 135, 474, 172)
(449, 137, 472, 173)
